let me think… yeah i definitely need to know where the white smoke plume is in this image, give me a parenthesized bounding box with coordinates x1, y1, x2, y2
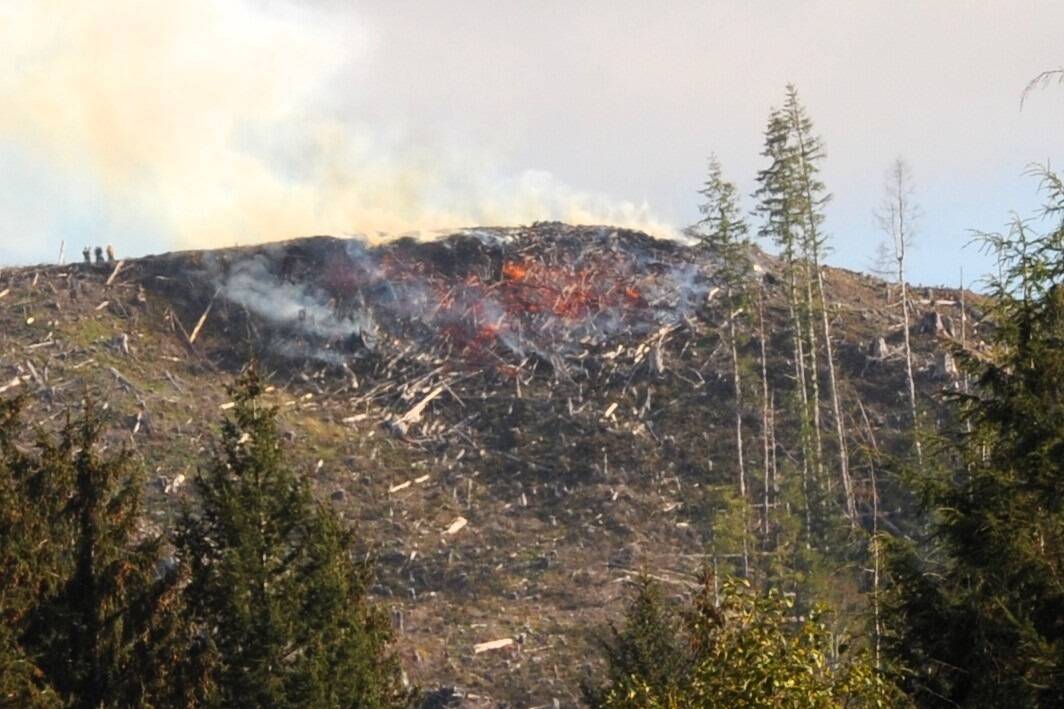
(0, 0, 673, 255)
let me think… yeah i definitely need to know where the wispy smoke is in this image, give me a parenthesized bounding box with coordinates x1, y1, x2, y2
(213, 229, 712, 368)
(0, 0, 673, 254)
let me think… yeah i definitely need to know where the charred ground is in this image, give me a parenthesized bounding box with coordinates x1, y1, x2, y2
(0, 223, 982, 706)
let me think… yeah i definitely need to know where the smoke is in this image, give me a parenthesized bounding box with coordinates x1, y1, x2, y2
(213, 228, 712, 369)
(0, 0, 673, 254)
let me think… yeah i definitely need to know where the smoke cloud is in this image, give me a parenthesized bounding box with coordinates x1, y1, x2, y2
(0, 0, 672, 257)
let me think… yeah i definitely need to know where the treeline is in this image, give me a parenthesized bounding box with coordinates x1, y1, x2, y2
(0, 370, 410, 707)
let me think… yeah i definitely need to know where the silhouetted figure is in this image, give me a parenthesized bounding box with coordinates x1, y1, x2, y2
(106, 244, 115, 262)
(83, 246, 92, 264)
(94, 246, 104, 263)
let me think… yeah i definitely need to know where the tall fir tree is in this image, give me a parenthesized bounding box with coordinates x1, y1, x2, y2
(697, 154, 755, 576)
(177, 368, 409, 708)
(0, 395, 184, 707)
(883, 170, 1064, 707)
(755, 106, 818, 534)
(782, 84, 855, 524)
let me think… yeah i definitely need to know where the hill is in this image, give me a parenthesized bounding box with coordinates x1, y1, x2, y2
(0, 223, 982, 705)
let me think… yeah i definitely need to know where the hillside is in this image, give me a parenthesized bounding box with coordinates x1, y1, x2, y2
(0, 223, 982, 706)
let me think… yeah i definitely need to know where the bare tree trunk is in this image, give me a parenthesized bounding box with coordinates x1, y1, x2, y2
(880, 158, 922, 469)
(960, 267, 972, 414)
(769, 391, 779, 548)
(758, 286, 773, 538)
(814, 264, 856, 524)
(803, 261, 826, 488)
(898, 200, 921, 468)
(786, 263, 814, 534)
(858, 400, 882, 668)
(728, 287, 746, 499)
(727, 286, 750, 579)
(791, 122, 853, 525)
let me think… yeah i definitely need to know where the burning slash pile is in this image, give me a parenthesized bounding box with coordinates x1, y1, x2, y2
(212, 223, 718, 440)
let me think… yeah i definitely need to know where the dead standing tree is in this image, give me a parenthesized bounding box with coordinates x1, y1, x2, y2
(875, 157, 923, 467)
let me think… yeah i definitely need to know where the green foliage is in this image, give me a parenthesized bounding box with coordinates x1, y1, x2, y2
(582, 575, 689, 706)
(781, 84, 831, 261)
(754, 107, 801, 263)
(883, 170, 1064, 707)
(0, 395, 183, 707)
(177, 368, 410, 708)
(587, 573, 903, 708)
(697, 154, 753, 292)
(754, 84, 831, 266)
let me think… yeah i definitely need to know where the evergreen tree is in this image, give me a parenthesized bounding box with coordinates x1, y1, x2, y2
(782, 84, 855, 524)
(177, 368, 409, 708)
(0, 395, 63, 707)
(755, 105, 819, 534)
(587, 572, 903, 707)
(582, 575, 688, 707)
(697, 155, 754, 575)
(883, 170, 1064, 707)
(0, 395, 183, 707)
(699, 154, 753, 292)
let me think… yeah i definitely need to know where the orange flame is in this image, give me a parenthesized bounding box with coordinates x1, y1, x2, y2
(502, 261, 529, 280)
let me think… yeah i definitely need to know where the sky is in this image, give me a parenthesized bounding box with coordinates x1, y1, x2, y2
(1, 0, 1062, 287)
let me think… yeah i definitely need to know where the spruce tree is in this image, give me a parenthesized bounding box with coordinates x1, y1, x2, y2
(697, 155, 754, 576)
(883, 170, 1064, 707)
(0, 395, 63, 707)
(0, 395, 184, 707)
(177, 368, 409, 708)
(782, 84, 855, 523)
(755, 106, 818, 534)
(582, 575, 687, 707)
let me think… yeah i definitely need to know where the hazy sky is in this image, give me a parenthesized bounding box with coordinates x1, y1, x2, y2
(1, 1, 1061, 286)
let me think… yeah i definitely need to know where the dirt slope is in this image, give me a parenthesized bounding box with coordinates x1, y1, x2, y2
(0, 224, 983, 706)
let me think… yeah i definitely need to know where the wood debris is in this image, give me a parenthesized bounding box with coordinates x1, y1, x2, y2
(444, 516, 468, 535)
(105, 260, 125, 286)
(473, 638, 514, 654)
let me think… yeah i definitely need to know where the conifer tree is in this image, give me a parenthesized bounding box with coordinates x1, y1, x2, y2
(0, 395, 184, 707)
(782, 84, 855, 524)
(755, 107, 817, 533)
(0, 395, 63, 707)
(581, 575, 687, 707)
(177, 368, 409, 708)
(697, 154, 754, 575)
(884, 171, 1064, 707)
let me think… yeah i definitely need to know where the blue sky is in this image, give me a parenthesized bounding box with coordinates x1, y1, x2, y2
(1, 0, 1062, 289)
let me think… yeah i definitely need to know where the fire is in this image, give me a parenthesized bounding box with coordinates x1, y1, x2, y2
(502, 261, 529, 280)
(296, 231, 704, 371)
